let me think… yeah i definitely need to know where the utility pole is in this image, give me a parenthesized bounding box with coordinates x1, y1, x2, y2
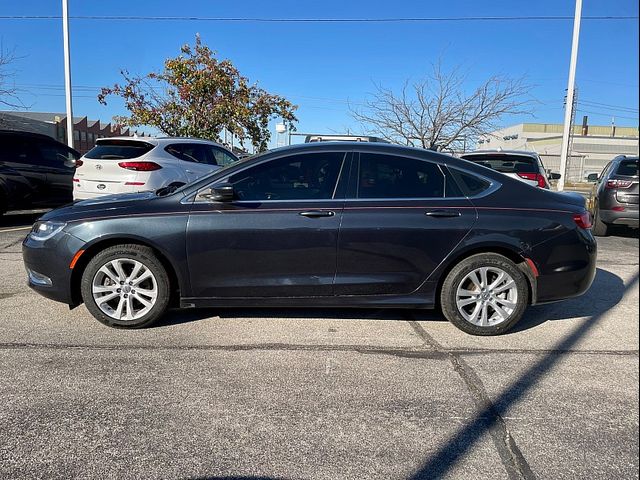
(558, 0, 582, 191)
(62, 0, 74, 149)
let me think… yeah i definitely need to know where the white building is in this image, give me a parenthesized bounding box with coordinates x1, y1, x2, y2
(476, 122, 639, 181)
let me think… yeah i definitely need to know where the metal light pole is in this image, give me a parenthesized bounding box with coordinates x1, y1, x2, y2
(62, 0, 74, 149)
(558, 0, 582, 191)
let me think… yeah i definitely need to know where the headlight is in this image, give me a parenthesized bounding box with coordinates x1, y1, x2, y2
(30, 221, 67, 241)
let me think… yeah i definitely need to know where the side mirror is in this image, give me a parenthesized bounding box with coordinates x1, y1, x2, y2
(586, 173, 599, 183)
(197, 183, 234, 202)
(548, 172, 562, 181)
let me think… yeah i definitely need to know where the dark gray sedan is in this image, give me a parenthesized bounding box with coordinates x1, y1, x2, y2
(23, 142, 596, 336)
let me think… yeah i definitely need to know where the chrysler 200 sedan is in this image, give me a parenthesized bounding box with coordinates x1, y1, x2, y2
(23, 143, 597, 336)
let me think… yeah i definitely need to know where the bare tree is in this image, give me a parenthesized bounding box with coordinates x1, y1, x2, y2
(350, 64, 532, 151)
(0, 46, 23, 109)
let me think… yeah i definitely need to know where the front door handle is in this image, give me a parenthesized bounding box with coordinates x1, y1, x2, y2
(299, 210, 335, 218)
(425, 210, 461, 218)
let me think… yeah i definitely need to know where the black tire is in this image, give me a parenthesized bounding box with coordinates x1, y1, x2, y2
(592, 207, 609, 237)
(440, 253, 530, 336)
(80, 244, 170, 328)
(0, 188, 6, 216)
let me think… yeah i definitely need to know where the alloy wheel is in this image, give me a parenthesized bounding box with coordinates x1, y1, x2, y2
(455, 266, 518, 327)
(91, 258, 158, 321)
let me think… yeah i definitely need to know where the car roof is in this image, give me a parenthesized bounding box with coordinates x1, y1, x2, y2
(248, 141, 482, 171)
(95, 136, 234, 151)
(0, 129, 79, 153)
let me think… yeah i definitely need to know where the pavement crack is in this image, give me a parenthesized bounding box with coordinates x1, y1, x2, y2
(407, 317, 536, 480)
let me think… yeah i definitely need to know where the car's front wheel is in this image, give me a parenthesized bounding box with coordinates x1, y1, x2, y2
(440, 253, 529, 336)
(80, 244, 170, 328)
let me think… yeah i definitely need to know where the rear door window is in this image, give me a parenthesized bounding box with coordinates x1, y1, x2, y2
(462, 154, 538, 174)
(615, 159, 639, 177)
(166, 144, 218, 165)
(357, 153, 444, 199)
(85, 140, 154, 159)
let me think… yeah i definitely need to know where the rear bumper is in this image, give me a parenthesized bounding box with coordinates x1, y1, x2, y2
(599, 208, 639, 227)
(22, 232, 83, 305)
(73, 186, 151, 201)
(531, 229, 597, 304)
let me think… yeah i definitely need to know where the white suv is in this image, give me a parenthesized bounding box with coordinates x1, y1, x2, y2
(459, 150, 560, 189)
(73, 137, 238, 200)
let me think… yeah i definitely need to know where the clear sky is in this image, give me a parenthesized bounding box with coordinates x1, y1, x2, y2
(1, 0, 638, 146)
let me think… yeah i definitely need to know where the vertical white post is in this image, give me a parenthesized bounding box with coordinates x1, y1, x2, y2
(558, 0, 582, 191)
(62, 0, 74, 149)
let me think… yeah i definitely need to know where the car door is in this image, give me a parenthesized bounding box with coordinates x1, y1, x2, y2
(186, 150, 350, 298)
(334, 151, 477, 296)
(165, 143, 215, 183)
(36, 140, 78, 205)
(0, 135, 47, 208)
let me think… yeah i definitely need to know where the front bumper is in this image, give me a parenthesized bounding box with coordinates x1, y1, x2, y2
(22, 231, 85, 305)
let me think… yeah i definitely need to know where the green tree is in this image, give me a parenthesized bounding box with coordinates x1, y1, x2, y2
(98, 36, 297, 152)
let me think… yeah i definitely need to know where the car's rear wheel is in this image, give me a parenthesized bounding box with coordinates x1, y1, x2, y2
(80, 244, 170, 328)
(592, 207, 609, 237)
(440, 253, 529, 336)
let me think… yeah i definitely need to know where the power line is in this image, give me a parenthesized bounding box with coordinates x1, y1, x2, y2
(576, 108, 639, 121)
(579, 99, 639, 113)
(0, 15, 638, 23)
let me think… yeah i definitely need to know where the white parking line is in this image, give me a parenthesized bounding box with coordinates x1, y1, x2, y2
(0, 226, 32, 233)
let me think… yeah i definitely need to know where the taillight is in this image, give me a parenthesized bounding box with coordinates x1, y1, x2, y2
(573, 211, 593, 229)
(605, 179, 633, 189)
(517, 172, 549, 188)
(75, 159, 83, 167)
(72, 178, 79, 183)
(118, 161, 162, 171)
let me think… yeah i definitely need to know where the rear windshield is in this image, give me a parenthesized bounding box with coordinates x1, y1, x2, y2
(461, 154, 538, 174)
(615, 159, 639, 177)
(85, 140, 154, 160)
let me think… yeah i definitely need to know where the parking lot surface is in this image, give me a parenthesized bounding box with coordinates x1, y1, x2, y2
(0, 211, 638, 480)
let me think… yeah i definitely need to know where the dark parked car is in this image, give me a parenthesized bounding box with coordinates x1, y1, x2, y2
(0, 130, 79, 216)
(590, 155, 639, 236)
(23, 143, 596, 335)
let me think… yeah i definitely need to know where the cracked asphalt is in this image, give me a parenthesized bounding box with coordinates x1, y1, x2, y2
(0, 211, 638, 480)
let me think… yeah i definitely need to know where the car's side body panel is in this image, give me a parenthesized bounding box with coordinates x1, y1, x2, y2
(22, 142, 597, 317)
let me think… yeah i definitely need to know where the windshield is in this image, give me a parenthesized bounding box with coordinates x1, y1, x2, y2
(615, 159, 639, 177)
(85, 140, 154, 160)
(461, 154, 539, 174)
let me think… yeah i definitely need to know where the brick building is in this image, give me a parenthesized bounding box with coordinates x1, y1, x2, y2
(0, 111, 148, 155)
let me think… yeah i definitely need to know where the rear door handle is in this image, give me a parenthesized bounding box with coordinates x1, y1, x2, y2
(299, 210, 335, 218)
(425, 210, 461, 218)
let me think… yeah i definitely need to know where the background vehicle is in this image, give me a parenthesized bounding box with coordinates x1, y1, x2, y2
(304, 134, 389, 143)
(0, 130, 79, 216)
(23, 143, 596, 336)
(73, 137, 238, 200)
(590, 155, 639, 236)
(460, 150, 560, 189)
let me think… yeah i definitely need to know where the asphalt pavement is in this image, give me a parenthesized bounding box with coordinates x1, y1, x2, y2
(0, 210, 638, 480)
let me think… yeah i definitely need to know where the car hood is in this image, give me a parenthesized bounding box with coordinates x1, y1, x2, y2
(38, 191, 174, 222)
